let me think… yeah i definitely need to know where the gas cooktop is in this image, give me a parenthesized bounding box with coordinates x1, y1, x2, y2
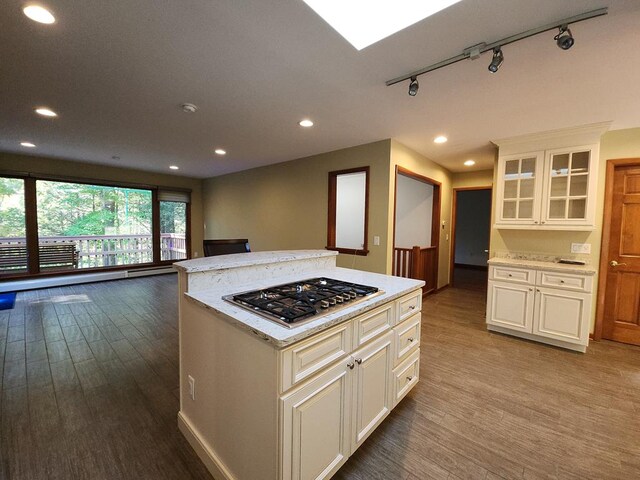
(223, 277, 383, 328)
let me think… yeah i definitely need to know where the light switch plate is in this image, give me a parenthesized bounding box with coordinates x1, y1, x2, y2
(571, 243, 591, 254)
(373, 236, 380, 246)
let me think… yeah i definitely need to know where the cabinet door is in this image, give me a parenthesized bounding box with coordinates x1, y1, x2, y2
(533, 287, 591, 345)
(486, 280, 535, 333)
(541, 144, 598, 227)
(280, 360, 351, 480)
(350, 330, 394, 452)
(495, 151, 544, 225)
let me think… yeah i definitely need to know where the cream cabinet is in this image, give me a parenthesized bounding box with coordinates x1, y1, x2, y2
(279, 291, 421, 480)
(495, 144, 598, 230)
(486, 265, 592, 352)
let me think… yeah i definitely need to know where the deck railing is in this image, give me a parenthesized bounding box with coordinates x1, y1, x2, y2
(0, 233, 186, 270)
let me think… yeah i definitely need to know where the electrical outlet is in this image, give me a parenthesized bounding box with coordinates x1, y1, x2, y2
(373, 235, 380, 246)
(571, 243, 591, 254)
(188, 375, 195, 400)
(194, 251, 199, 257)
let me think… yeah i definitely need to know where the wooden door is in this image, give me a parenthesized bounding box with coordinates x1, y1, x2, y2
(280, 360, 351, 480)
(601, 164, 640, 345)
(350, 330, 393, 452)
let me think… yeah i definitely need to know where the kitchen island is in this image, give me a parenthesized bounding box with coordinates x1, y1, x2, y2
(175, 250, 424, 480)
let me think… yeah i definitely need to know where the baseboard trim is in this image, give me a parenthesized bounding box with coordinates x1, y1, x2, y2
(177, 411, 236, 480)
(487, 324, 587, 353)
(435, 284, 450, 293)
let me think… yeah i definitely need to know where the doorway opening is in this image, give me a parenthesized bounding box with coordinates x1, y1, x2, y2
(451, 187, 492, 291)
(392, 167, 441, 295)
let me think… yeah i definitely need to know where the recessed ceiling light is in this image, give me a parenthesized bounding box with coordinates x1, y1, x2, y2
(35, 107, 57, 117)
(214, 149, 226, 155)
(169, 165, 179, 170)
(23, 5, 55, 24)
(299, 119, 314, 128)
(464, 160, 476, 166)
(20, 142, 36, 148)
(302, 0, 461, 50)
(434, 135, 448, 144)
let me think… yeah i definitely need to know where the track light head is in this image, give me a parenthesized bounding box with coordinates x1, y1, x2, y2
(488, 47, 503, 73)
(554, 25, 574, 50)
(408, 76, 419, 96)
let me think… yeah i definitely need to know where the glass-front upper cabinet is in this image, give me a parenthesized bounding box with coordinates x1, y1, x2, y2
(496, 151, 544, 225)
(495, 144, 598, 230)
(542, 146, 597, 226)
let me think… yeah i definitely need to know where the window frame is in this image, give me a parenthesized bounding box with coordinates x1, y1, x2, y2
(326, 166, 370, 256)
(0, 172, 191, 279)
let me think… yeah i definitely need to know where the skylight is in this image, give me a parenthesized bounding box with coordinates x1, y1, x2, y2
(302, 0, 462, 50)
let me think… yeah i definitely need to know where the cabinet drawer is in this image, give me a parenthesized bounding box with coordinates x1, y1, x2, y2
(353, 302, 394, 348)
(536, 271, 592, 293)
(397, 290, 422, 324)
(393, 349, 420, 406)
(280, 321, 352, 393)
(394, 312, 420, 365)
(490, 266, 535, 285)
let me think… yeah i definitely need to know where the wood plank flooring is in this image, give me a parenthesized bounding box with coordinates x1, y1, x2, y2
(1, 270, 639, 479)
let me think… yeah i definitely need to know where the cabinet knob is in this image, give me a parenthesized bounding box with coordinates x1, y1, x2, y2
(409, 305, 416, 310)
(560, 280, 565, 283)
(347, 362, 355, 370)
(355, 358, 362, 365)
(508, 274, 513, 277)
(529, 288, 533, 292)
(534, 221, 539, 224)
(406, 376, 414, 381)
(408, 337, 414, 343)
(541, 221, 546, 224)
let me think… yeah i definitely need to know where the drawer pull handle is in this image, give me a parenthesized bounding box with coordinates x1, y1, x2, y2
(354, 358, 362, 365)
(409, 305, 416, 310)
(347, 362, 355, 370)
(508, 274, 513, 277)
(560, 280, 565, 283)
(406, 376, 414, 381)
(408, 337, 414, 342)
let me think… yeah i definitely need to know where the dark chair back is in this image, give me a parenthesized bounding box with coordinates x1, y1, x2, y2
(203, 239, 251, 257)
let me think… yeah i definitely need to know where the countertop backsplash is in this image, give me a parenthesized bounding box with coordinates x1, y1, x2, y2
(491, 250, 591, 265)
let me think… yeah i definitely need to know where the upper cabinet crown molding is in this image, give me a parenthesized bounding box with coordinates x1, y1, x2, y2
(491, 121, 612, 155)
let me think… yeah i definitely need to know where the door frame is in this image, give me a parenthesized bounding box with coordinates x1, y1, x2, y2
(594, 158, 640, 340)
(392, 166, 441, 291)
(450, 186, 492, 287)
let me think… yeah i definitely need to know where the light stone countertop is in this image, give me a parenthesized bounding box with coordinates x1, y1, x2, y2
(488, 257, 597, 275)
(174, 250, 338, 273)
(185, 266, 424, 348)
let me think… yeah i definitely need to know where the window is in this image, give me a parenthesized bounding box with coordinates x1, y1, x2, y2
(0, 177, 27, 274)
(327, 167, 369, 255)
(36, 180, 153, 270)
(159, 190, 189, 261)
(0, 174, 191, 278)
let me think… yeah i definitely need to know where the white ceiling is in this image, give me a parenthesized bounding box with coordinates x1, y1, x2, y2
(1, 0, 639, 178)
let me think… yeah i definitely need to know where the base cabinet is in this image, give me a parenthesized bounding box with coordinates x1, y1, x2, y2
(279, 292, 420, 480)
(281, 361, 351, 480)
(486, 265, 593, 352)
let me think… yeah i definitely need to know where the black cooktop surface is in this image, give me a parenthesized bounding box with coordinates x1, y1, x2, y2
(225, 277, 382, 327)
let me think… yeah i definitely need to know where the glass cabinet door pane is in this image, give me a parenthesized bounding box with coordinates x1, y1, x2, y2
(503, 201, 517, 219)
(519, 179, 534, 198)
(550, 177, 568, 197)
(503, 180, 518, 199)
(521, 158, 536, 177)
(549, 199, 567, 218)
(569, 175, 588, 196)
(505, 160, 519, 178)
(571, 151, 590, 173)
(551, 154, 569, 176)
(568, 199, 586, 219)
(518, 200, 533, 219)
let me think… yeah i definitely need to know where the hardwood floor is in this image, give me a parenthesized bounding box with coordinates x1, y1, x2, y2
(1, 271, 639, 479)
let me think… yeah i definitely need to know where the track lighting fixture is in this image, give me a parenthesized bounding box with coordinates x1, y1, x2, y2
(554, 25, 575, 50)
(488, 47, 503, 73)
(386, 7, 606, 89)
(408, 76, 419, 96)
